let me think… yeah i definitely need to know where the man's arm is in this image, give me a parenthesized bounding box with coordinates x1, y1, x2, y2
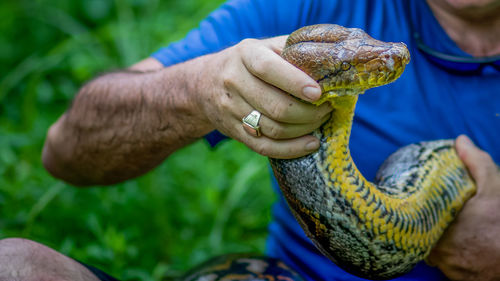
(427, 135, 500, 281)
(42, 36, 332, 186)
(42, 57, 210, 186)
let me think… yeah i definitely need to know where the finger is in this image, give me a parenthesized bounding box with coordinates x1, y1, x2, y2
(236, 101, 330, 140)
(258, 113, 330, 139)
(226, 112, 321, 158)
(219, 92, 325, 141)
(220, 87, 330, 140)
(455, 135, 497, 183)
(244, 133, 321, 159)
(240, 39, 322, 103)
(226, 65, 332, 124)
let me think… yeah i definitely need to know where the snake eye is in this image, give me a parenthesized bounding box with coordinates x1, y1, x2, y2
(341, 61, 351, 71)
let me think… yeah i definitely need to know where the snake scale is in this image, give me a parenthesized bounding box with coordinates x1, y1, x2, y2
(269, 24, 477, 279)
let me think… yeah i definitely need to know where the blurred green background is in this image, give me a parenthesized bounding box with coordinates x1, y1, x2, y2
(0, 0, 275, 280)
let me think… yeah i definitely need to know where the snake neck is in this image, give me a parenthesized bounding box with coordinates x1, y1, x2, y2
(319, 94, 358, 168)
(317, 93, 475, 256)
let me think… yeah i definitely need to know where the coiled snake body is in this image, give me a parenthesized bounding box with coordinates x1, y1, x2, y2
(270, 24, 477, 279)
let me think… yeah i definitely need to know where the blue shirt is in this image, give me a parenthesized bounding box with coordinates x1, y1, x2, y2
(151, 0, 500, 280)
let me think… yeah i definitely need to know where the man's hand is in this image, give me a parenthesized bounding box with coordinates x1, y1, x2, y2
(427, 135, 500, 281)
(196, 36, 332, 159)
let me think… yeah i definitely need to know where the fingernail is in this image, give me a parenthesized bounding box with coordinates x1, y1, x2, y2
(303, 86, 321, 101)
(459, 135, 474, 148)
(305, 139, 319, 151)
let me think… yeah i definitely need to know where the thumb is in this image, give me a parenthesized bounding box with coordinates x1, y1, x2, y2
(455, 135, 495, 183)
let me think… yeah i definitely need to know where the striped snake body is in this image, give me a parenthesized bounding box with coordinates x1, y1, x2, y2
(270, 24, 476, 279)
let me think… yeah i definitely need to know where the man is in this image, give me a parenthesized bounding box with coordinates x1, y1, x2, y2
(1, 0, 499, 280)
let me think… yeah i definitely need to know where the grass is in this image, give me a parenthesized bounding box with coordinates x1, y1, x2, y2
(0, 0, 275, 280)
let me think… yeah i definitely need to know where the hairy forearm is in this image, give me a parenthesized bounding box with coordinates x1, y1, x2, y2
(43, 59, 213, 186)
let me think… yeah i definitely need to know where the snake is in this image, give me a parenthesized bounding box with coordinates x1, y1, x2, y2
(180, 24, 476, 281)
(269, 24, 477, 279)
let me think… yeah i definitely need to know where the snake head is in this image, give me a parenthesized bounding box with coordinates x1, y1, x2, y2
(282, 24, 410, 103)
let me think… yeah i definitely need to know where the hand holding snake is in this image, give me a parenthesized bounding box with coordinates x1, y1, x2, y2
(428, 135, 500, 281)
(196, 36, 331, 159)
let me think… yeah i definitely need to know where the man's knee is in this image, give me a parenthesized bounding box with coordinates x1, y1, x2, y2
(0, 238, 99, 281)
(0, 238, 40, 278)
(0, 237, 44, 257)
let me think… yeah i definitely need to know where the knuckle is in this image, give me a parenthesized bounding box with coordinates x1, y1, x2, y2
(254, 141, 272, 157)
(249, 56, 272, 76)
(221, 67, 236, 89)
(237, 38, 258, 57)
(219, 94, 233, 112)
(239, 38, 258, 47)
(237, 43, 272, 76)
(267, 101, 289, 121)
(267, 124, 285, 139)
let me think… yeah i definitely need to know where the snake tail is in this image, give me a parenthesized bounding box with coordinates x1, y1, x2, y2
(270, 24, 477, 279)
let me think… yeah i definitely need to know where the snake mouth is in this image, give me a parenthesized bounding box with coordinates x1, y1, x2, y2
(315, 42, 410, 96)
(353, 43, 410, 88)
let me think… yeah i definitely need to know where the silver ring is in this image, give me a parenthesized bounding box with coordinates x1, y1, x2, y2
(242, 110, 262, 137)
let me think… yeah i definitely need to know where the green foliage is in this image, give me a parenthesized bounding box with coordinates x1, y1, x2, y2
(0, 0, 275, 280)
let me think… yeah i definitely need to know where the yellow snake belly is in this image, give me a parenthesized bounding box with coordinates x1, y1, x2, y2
(269, 24, 476, 279)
